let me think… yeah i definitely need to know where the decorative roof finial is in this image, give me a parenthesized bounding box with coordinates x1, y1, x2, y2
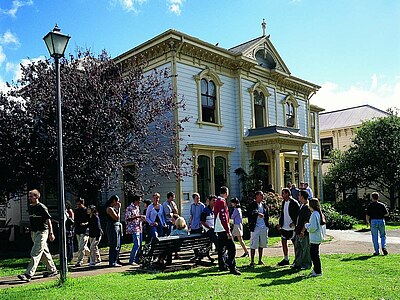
(262, 18, 266, 36)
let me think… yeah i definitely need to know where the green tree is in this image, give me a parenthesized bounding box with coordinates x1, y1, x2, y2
(1, 49, 188, 202)
(0, 93, 31, 200)
(325, 114, 400, 209)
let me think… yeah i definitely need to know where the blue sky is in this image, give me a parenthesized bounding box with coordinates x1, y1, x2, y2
(0, 0, 399, 111)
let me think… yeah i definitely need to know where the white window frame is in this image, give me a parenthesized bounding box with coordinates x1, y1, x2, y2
(194, 68, 223, 129)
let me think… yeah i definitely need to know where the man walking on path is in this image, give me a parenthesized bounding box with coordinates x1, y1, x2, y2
(214, 186, 241, 275)
(277, 188, 300, 266)
(366, 192, 389, 256)
(292, 190, 311, 269)
(248, 191, 269, 267)
(74, 198, 89, 267)
(18, 189, 58, 282)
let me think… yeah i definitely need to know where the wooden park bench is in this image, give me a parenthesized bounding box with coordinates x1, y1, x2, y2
(139, 233, 213, 269)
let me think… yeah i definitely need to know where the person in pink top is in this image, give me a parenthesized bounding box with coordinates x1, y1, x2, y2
(125, 195, 144, 265)
(230, 198, 249, 257)
(214, 186, 241, 275)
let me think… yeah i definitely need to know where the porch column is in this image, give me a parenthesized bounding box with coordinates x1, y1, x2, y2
(297, 148, 304, 183)
(274, 148, 281, 192)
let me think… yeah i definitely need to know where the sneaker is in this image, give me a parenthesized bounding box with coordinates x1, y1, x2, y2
(111, 263, 122, 267)
(240, 252, 249, 258)
(382, 248, 388, 256)
(75, 262, 82, 267)
(17, 274, 31, 282)
(309, 270, 322, 277)
(278, 259, 290, 266)
(43, 270, 58, 278)
(89, 262, 96, 267)
(291, 264, 301, 269)
(230, 269, 241, 276)
(129, 262, 139, 266)
(249, 262, 255, 268)
(373, 252, 380, 256)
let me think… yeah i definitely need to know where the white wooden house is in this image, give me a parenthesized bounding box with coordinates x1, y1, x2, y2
(115, 23, 324, 219)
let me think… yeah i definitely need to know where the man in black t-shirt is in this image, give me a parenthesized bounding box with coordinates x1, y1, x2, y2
(17, 189, 58, 282)
(366, 192, 390, 256)
(74, 198, 89, 267)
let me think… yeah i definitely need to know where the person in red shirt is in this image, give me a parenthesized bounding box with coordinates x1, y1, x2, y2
(214, 186, 241, 275)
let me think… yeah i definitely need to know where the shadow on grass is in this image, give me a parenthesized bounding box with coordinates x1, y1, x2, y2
(340, 255, 374, 261)
(123, 262, 308, 288)
(355, 228, 370, 233)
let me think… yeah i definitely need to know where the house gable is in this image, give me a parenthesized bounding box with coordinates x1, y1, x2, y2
(229, 36, 290, 74)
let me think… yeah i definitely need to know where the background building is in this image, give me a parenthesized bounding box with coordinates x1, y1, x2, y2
(320, 104, 389, 201)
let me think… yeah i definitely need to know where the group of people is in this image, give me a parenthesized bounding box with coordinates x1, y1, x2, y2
(18, 184, 389, 282)
(227, 186, 325, 277)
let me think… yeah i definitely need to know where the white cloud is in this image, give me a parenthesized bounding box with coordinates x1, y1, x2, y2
(0, 46, 5, 66)
(0, 0, 33, 17)
(111, 0, 148, 13)
(0, 31, 20, 47)
(13, 56, 45, 82)
(167, 0, 185, 15)
(0, 76, 11, 93)
(311, 74, 400, 112)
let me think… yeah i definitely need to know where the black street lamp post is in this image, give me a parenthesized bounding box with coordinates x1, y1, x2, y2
(43, 25, 70, 284)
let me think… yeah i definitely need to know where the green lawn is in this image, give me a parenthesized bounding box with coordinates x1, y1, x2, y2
(1, 254, 399, 299)
(353, 221, 400, 231)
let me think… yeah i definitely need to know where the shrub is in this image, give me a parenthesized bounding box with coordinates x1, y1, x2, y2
(322, 203, 357, 230)
(240, 216, 280, 240)
(332, 194, 370, 220)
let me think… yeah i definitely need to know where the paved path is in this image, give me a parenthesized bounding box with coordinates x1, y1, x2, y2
(1, 229, 399, 289)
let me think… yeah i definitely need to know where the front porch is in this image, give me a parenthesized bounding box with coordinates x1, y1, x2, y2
(244, 125, 311, 191)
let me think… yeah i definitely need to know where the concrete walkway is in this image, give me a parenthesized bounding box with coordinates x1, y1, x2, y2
(1, 229, 399, 289)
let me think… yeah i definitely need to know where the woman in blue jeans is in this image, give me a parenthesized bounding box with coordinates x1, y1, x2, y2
(105, 195, 122, 267)
(146, 192, 166, 239)
(125, 195, 144, 265)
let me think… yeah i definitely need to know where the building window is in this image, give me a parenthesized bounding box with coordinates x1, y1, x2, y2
(282, 95, 299, 128)
(248, 80, 271, 129)
(194, 68, 223, 129)
(321, 137, 333, 161)
(191, 144, 234, 202)
(286, 102, 295, 127)
(201, 79, 216, 123)
(254, 91, 266, 128)
(214, 156, 227, 195)
(310, 112, 316, 143)
(197, 155, 211, 203)
(253, 150, 270, 191)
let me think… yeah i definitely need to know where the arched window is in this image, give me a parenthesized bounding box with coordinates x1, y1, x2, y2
(254, 91, 266, 128)
(194, 69, 223, 128)
(281, 95, 299, 128)
(286, 102, 295, 128)
(248, 80, 270, 128)
(214, 156, 227, 195)
(201, 79, 216, 123)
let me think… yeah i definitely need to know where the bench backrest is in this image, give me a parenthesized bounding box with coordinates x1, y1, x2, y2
(147, 234, 210, 257)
